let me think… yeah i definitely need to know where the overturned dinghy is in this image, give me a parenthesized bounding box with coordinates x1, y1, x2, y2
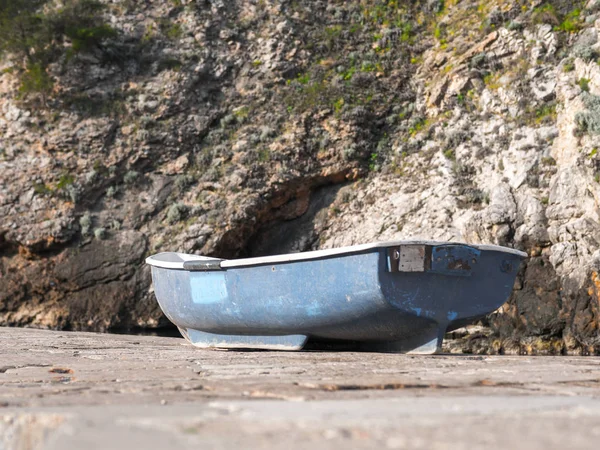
(146, 241, 526, 354)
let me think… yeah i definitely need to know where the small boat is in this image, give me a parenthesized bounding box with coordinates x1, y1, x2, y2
(146, 241, 526, 353)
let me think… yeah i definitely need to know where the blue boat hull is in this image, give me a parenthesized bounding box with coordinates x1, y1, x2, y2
(148, 242, 525, 353)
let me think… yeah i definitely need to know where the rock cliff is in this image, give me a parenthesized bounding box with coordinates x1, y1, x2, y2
(1, 0, 600, 353)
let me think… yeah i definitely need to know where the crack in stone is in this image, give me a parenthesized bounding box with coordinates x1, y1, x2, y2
(0, 363, 52, 373)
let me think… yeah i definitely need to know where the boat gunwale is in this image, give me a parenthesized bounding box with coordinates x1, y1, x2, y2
(145, 240, 527, 271)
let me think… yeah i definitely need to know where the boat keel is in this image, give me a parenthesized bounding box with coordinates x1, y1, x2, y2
(354, 321, 448, 354)
(181, 328, 308, 351)
(178, 322, 448, 354)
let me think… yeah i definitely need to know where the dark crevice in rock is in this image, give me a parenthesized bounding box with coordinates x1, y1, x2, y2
(248, 182, 346, 257)
(0, 230, 18, 257)
(20, 242, 73, 260)
(213, 169, 358, 259)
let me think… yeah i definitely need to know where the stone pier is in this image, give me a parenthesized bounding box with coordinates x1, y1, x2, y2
(1, 327, 599, 449)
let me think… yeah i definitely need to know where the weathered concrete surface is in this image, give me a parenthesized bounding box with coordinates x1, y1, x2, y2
(1, 327, 600, 450)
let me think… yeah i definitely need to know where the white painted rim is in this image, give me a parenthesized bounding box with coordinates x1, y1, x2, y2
(145, 240, 527, 270)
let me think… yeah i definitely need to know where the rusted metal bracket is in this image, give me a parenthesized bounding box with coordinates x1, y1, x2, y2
(430, 245, 480, 277)
(387, 245, 432, 273)
(387, 244, 479, 277)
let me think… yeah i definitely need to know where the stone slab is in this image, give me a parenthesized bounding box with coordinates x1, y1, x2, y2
(1, 327, 600, 449)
